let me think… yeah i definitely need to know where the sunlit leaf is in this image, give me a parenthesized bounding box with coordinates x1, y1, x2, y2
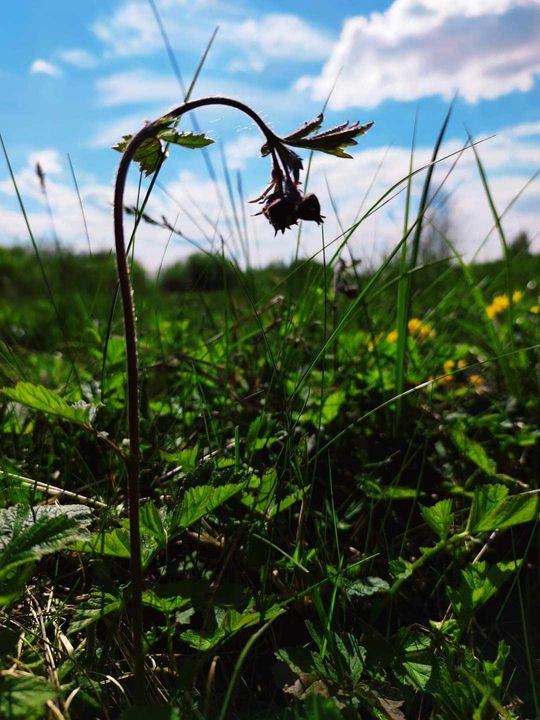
(421, 499, 454, 540)
(287, 120, 374, 158)
(471, 489, 540, 532)
(448, 559, 521, 626)
(1, 381, 96, 427)
(172, 482, 244, 529)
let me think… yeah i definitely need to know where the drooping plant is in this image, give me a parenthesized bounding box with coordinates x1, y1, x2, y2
(112, 96, 373, 700)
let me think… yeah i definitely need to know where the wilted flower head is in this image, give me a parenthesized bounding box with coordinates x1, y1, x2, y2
(257, 175, 324, 235)
(252, 112, 374, 235)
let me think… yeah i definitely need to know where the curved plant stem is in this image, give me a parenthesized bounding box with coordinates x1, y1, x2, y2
(113, 97, 278, 703)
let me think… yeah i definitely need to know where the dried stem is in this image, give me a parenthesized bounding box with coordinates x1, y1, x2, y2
(113, 96, 278, 703)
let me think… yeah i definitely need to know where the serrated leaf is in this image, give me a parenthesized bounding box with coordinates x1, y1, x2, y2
(421, 499, 454, 540)
(0, 504, 91, 605)
(69, 591, 122, 634)
(395, 628, 433, 691)
(261, 114, 324, 156)
(287, 120, 374, 158)
(1, 381, 95, 426)
(72, 528, 132, 558)
(471, 490, 540, 532)
(469, 483, 508, 530)
(180, 604, 282, 650)
(344, 576, 390, 598)
(113, 134, 165, 176)
(142, 580, 208, 614)
(139, 501, 167, 543)
(389, 558, 413, 581)
(159, 130, 214, 149)
(172, 482, 244, 529)
(448, 559, 521, 626)
(0, 675, 56, 720)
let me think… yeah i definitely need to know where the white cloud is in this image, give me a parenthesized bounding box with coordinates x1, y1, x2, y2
(28, 150, 63, 176)
(92, 2, 159, 57)
(91, 2, 332, 71)
(297, 0, 540, 109)
(58, 49, 98, 69)
(222, 14, 333, 72)
(96, 70, 181, 107)
(29, 59, 62, 77)
(224, 134, 261, 169)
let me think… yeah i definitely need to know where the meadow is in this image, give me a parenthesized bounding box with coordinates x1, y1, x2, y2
(0, 96, 539, 720)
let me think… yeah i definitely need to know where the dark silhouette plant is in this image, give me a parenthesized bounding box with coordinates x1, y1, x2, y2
(112, 96, 373, 702)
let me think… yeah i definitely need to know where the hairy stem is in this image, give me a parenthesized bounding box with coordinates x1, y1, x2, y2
(113, 96, 278, 703)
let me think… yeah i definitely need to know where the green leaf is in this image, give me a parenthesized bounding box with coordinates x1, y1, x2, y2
(72, 528, 132, 558)
(139, 501, 167, 543)
(389, 558, 413, 582)
(159, 130, 214, 149)
(448, 559, 521, 625)
(421, 499, 454, 540)
(69, 591, 122, 634)
(113, 135, 165, 177)
(172, 482, 244, 529)
(0, 676, 56, 720)
(469, 483, 508, 530)
(283, 113, 325, 143)
(321, 390, 346, 425)
(1, 381, 95, 426)
(180, 604, 283, 650)
(113, 121, 213, 176)
(142, 580, 209, 614)
(287, 120, 374, 158)
(344, 576, 390, 598)
(471, 487, 540, 532)
(394, 628, 433, 691)
(261, 113, 324, 156)
(451, 429, 497, 476)
(0, 505, 91, 605)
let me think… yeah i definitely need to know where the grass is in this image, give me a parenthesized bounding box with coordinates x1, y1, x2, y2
(0, 98, 539, 720)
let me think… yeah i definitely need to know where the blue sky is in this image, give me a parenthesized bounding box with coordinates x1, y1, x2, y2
(1, 0, 539, 269)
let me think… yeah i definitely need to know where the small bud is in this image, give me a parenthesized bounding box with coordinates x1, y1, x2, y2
(296, 193, 324, 224)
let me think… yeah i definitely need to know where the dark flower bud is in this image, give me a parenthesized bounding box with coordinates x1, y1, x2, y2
(263, 195, 299, 234)
(296, 193, 324, 224)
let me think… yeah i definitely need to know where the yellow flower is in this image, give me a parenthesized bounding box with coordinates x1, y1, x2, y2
(419, 322, 434, 338)
(512, 290, 523, 303)
(469, 374, 485, 386)
(443, 359, 455, 372)
(407, 317, 434, 338)
(530, 305, 539, 314)
(439, 374, 453, 385)
(457, 359, 467, 369)
(386, 329, 398, 343)
(487, 294, 510, 318)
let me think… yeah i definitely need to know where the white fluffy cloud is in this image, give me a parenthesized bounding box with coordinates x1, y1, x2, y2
(221, 15, 333, 72)
(92, 1, 332, 71)
(297, 0, 540, 109)
(96, 70, 181, 107)
(29, 59, 61, 77)
(58, 49, 98, 69)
